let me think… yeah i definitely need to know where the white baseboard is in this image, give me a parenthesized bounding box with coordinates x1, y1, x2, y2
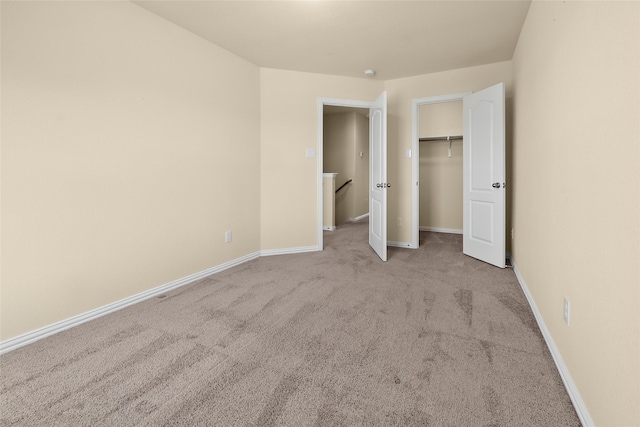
(509, 256, 594, 427)
(388, 241, 412, 248)
(323, 226, 336, 231)
(419, 226, 463, 234)
(350, 213, 370, 222)
(0, 248, 595, 427)
(260, 246, 319, 257)
(0, 251, 260, 355)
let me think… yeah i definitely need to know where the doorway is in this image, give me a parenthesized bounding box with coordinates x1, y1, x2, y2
(317, 92, 387, 261)
(317, 98, 372, 251)
(411, 93, 470, 249)
(418, 101, 464, 236)
(411, 84, 506, 268)
(323, 106, 370, 230)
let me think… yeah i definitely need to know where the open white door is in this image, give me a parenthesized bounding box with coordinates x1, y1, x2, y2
(463, 83, 506, 268)
(369, 91, 388, 261)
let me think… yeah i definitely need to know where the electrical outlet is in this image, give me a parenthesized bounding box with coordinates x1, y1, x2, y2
(397, 217, 403, 227)
(225, 230, 232, 243)
(511, 228, 514, 239)
(563, 298, 570, 325)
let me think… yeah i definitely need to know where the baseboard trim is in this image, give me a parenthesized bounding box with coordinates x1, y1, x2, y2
(388, 240, 412, 248)
(350, 213, 370, 222)
(323, 226, 336, 231)
(509, 256, 594, 427)
(0, 251, 260, 355)
(419, 226, 463, 234)
(260, 246, 319, 257)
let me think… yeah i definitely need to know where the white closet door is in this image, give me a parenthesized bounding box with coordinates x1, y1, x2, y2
(463, 83, 506, 268)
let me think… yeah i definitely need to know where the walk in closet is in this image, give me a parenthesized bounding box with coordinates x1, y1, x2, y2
(418, 101, 463, 234)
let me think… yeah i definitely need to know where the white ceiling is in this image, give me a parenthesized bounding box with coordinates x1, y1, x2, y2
(133, 0, 531, 80)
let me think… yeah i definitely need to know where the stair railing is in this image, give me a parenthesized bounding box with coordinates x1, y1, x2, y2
(335, 179, 353, 194)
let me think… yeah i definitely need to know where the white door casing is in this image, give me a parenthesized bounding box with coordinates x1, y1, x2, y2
(463, 83, 506, 268)
(369, 91, 388, 261)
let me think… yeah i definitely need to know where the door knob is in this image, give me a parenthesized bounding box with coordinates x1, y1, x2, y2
(376, 183, 381, 188)
(492, 182, 501, 188)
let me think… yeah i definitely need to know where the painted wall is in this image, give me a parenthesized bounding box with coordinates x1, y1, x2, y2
(0, 2, 261, 340)
(353, 113, 369, 219)
(511, 1, 640, 425)
(322, 174, 337, 229)
(259, 63, 512, 251)
(7, 10, 636, 425)
(260, 68, 382, 251)
(384, 61, 514, 245)
(323, 112, 369, 226)
(324, 113, 356, 226)
(419, 102, 463, 231)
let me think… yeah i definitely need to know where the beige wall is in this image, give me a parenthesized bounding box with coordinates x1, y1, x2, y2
(260, 68, 382, 250)
(0, 2, 261, 340)
(323, 112, 369, 226)
(419, 102, 463, 136)
(511, 1, 640, 425)
(259, 62, 512, 249)
(5, 7, 638, 424)
(384, 61, 513, 244)
(322, 174, 337, 229)
(261, 62, 513, 250)
(353, 113, 369, 218)
(419, 102, 463, 230)
(324, 113, 356, 226)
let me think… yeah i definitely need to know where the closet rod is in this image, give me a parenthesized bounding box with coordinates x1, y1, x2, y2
(419, 135, 462, 158)
(418, 135, 463, 142)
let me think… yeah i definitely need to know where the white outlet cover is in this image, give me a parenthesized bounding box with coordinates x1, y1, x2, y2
(306, 148, 316, 158)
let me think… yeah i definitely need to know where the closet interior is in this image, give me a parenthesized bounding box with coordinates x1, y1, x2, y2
(419, 101, 463, 234)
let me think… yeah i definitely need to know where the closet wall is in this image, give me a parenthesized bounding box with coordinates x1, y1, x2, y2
(323, 111, 369, 226)
(419, 101, 463, 232)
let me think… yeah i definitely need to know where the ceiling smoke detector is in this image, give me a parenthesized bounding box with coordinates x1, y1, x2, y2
(364, 69, 376, 78)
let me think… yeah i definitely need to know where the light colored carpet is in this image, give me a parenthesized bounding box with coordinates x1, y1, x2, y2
(0, 219, 580, 426)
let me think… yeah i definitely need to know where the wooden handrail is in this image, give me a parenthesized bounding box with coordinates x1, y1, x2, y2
(335, 179, 353, 194)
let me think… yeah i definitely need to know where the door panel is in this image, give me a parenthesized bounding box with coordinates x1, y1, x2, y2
(470, 201, 494, 243)
(369, 91, 387, 261)
(463, 83, 505, 268)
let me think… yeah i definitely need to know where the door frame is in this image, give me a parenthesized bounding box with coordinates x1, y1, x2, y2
(317, 97, 373, 250)
(410, 92, 471, 249)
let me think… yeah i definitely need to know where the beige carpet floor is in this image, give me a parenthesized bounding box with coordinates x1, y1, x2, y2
(0, 219, 580, 426)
